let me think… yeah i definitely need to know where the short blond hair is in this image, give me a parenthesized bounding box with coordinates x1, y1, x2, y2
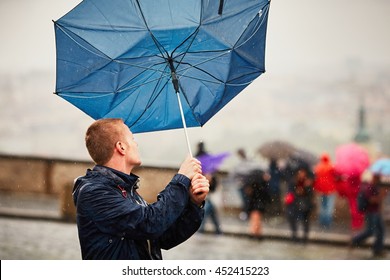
(85, 118, 125, 165)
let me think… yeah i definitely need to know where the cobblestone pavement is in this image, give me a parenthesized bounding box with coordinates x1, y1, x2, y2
(0, 217, 388, 260)
(1, 191, 389, 260)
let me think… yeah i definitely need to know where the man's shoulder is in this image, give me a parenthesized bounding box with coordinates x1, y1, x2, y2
(74, 171, 115, 197)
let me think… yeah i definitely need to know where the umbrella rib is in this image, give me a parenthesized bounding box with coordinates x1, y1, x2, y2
(134, 0, 169, 59)
(115, 63, 167, 91)
(171, 25, 200, 63)
(227, 69, 265, 86)
(177, 50, 262, 86)
(55, 23, 112, 61)
(59, 92, 113, 98)
(89, 0, 121, 33)
(178, 68, 261, 87)
(123, 68, 172, 129)
(114, 56, 180, 94)
(234, 2, 270, 50)
(178, 61, 224, 85)
(55, 23, 123, 93)
(105, 63, 171, 123)
(172, 49, 230, 86)
(114, 57, 168, 78)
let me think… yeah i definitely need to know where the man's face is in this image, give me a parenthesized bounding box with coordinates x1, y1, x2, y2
(121, 124, 142, 167)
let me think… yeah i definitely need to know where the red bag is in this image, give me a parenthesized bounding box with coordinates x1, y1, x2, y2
(284, 192, 295, 205)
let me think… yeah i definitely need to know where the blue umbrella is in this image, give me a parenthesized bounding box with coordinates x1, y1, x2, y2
(370, 158, 390, 176)
(54, 0, 270, 155)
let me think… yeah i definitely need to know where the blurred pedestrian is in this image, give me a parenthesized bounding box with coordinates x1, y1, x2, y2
(231, 148, 259, 220)
(198, 174, 222, 234)
(246, 169, 271, 237)
(350, 173, 388, 257)
(335, 173, 365, 231)
(313, 152, 337, 229)
(73, 119, 209, 259)
(195, 141, 222, 235)
(285, 167, 315, 243)
(196, 141, 207, 157)
(268, 158, 282, 216)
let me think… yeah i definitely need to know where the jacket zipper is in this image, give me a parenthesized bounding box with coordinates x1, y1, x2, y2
(129, 179, 153, 259)
(147, 240, 152, 259)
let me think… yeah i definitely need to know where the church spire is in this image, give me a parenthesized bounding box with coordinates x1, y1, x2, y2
(354, 103, 370, 143)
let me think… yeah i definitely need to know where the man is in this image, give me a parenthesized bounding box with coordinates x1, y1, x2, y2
(72, 118, 209, 259)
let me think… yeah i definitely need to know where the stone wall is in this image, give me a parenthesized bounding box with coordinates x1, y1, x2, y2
(0, 154, 177, 200)
(0, 154, 179, 221)
(0, 155, 53, 193)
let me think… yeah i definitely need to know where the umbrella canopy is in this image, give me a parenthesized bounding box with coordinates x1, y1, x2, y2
(54, 0, 270, 139)
(334, 143, 370, 176)
(197, 152, 230, 174)
(258, 140, 296, 160)
(370, 158, 390, 176)
(291, 148, 319, 167)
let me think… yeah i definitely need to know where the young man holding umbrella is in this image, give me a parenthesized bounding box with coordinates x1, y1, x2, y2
(72, 118, 209, 259)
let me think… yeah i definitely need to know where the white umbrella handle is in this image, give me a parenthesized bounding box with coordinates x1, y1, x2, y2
(176, 91, 193, 158)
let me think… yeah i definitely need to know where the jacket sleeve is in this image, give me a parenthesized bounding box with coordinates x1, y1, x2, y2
(158, 201, 204, 250)
(76, 174, 191, 240)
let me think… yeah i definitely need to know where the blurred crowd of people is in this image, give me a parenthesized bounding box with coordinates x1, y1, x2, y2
(196, 143, 389, 258)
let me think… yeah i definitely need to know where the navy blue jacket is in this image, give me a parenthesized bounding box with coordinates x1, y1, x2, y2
(72, 165, 204, 260)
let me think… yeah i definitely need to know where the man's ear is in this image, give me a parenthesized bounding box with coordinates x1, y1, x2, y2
(116, 141, 126, 155)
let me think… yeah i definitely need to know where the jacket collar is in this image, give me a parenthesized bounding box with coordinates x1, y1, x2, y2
(92, 165, 140, 190)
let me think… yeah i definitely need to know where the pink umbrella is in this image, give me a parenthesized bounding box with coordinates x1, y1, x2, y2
(334, 143, 370, 176)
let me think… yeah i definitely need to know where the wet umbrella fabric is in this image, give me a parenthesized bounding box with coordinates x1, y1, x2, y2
(258, 140, 296, 160)
(291, 148, 319, 167)
(334, 143, 370, 176)
(54, 0, 270, 140)
(370, 158, 390, 176)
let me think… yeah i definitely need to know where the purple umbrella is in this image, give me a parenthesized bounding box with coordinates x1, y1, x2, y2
(197, 152, 230, 174)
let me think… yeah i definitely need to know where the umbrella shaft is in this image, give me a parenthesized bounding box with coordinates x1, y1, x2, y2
(168, 57, 180, 93)
(169, 56, 192, 157)
(171, 71, 179, 93)
(176, 91, 193, 157)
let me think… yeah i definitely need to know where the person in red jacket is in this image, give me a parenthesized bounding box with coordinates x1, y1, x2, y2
(313, 153, 337, 229)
